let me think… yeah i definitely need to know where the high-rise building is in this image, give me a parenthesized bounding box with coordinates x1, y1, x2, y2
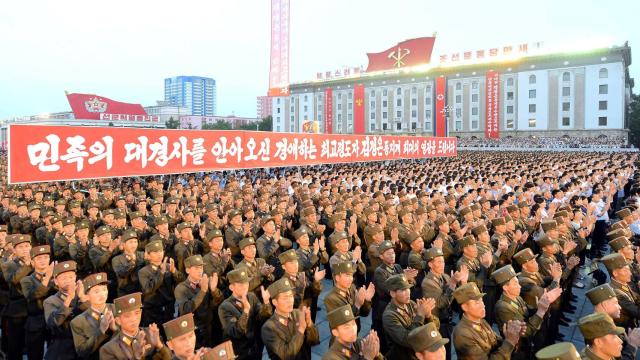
(256, 95, 273, 119)
(164, 76, 217, 116)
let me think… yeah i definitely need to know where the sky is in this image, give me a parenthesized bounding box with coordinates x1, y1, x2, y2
(0, 0, 638, 120)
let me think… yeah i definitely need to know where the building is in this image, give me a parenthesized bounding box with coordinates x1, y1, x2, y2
(179, 115, 261, 130)
(273, 40, 633, 140)
(256, 95, 272, 119)
(164, 76, 217, 116)
(144, 101, 190, 124)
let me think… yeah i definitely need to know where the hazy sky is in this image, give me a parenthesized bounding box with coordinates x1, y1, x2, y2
(0, 0, 637, 119)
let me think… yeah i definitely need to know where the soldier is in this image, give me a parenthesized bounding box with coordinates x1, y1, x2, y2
(491, 265, 562, 360)
(53, 217, 76, 261)
(278, 249, 324, 310)
(129, 211, 153, 251)
(577, 312, 638, 360)
(111, 229, 146, 297)
(43, 260, 87, 360)
(407, 322, 449, 360)
(601, 253, 640, 330)
(70, 272, 117, 360)
(225, 209, 249, 263)
(153, 216, 177, 259)
(236, 237, 275, 296)
(138, 240, 183, 329)
(329, 231, 366, 276)
(293, 227, 328, 321)
(261, 278, 320, 360)
(323, 305, 383, 360)
(434, 217, 458, 274)
(20, 244, 57, 360)
(452, 282, 523, 360)
(218, 268, 272, 360)
(1, 234, 33, 359)
(202, 229, 235, 290)
(88, 226, 121, 299)
(587, 284, 622, 320)
(257, 216, 285, 279)
(174, 222, 204, 275)
(456, 235, 493, 291)
(162, 313, 209, 359)
(99, 292, 170, 359)
(174, 254, 222, 348)
(69, 220, 93, 279)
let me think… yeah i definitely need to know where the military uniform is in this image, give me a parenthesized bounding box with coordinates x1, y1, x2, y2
(371, 241, 403, 354)
(224, 211, 245, 263)
(577, 312, 636, 360)
(111, 230, 146, 297)
(602, 253, 640, 329)
(323, 304, 385, 360)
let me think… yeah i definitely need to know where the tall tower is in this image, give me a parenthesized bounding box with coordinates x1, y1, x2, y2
(268, 0, 290, 97)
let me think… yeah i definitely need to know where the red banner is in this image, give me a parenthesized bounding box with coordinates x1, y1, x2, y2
(485, 71, 500, 138)
(8, 125, 458, 183)
(366, 37, 436, 73)
(354, 84, 365, 134)
(268, 0, 290, 97)
(324, 88, 333, 134)
(435, 76, 447, 137)
(66, 93, 147, 120)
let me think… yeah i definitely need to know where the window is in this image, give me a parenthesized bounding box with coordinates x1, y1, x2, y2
(455, 121, 462, 131)
(472, 82, 479, 90)
(507, 92, 514, 100)
(529, 90, 536, 99)
(425, 121, 432, 130)
(383, 89, 388, 96)
(425, 110, 431, 118)
(291, 115, 294, 122)
(303, 105, 308, 112)
(276, 125, 281, 131)
(396, 123, 402, 130)
(562, 72, 570, 82)
(348, 103, 352, 110)
(348, 92, 352, 99)
(383, 100, 388, 107)
(562, 87, 570, 96)
(337, 103, 342, 110)
(562, 102, 570, 111)
(456, 83, 462, 91)
(506, 119, 514, 129)
(529, 75, 536, 84)
(599, 101, 608, 110)
(411, 122, 417, 130)
(412, 87, 417, 94)
(371, 101, 376, 108)
(370, 112, 376, 120)
(338, 93, 342, 100)
(304, 95, 308, 102)
(472, 94, 478, 103)
(277, 108, 281, 114)
(599, 84, 608, 94)
(456, 95, 462, 103)
(455, 108, 462, 118)
(370, 90, 375, 97)
(599, 116, 607, 126)
(529, 104, 536, 113)
(304, 115, 308, 120)
(370, 123, 376, 131)
(411, 98, 417, 106)
(472, 107, 478, 115)
(397, 88, 402, 96)
(397, 111, 402, 118)
(277, 98, 281, 104)
(383, 111, 388, 119)
(348, 113, 352, 121)
(562, 117, 570, 126)
(425, 97, 432, 105)
(383, 123, 388, 130)
(411, 110, 417, 118)
(507, 105, 514, 114)
(507, 78, 514, 86)
(528, 119, 536, 127)
(396, 99, 402, 106)
(337, 114, 342, 121)
(471, 120, 478, 129)
(599, 68, 608, 79)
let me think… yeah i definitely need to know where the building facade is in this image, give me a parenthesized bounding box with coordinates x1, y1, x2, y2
(144, 101, 190, 124)
(256, 96, 273, 119)
(273, 44, 633, 139)
(179, 115, 260, 130)
(164, 76, 217, 116)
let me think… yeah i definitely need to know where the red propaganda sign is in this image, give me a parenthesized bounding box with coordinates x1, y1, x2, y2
(366, 37, 436, 73)
(8, 125, 458, 183)
(485, 71, 500, 139)
(435, 76, 447, 137)
(324, 88, 333, 134)
(268, 0, 290, 97)
(353, 84, 365, 134)
(66, 93, 147, 120)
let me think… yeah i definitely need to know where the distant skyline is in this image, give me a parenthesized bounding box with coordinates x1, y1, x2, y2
(0, 0, 638, 119)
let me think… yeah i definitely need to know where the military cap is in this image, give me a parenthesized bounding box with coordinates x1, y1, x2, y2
(405, 231, 421, 245)
(121, 229, 138, 242)
(30, 244, 51, 259)
(203, 341, 235, 360)
(537, 234, 557, 247)
(616, 208, 632, 219)
(327, 305, 357, 330)
(458, 235, 476, 249)
(75, 220, 90, 231)
(610, 221, 627, 232)
(62, 218, 75, 226)
(299, 207, 315, 218)
(330, 231, 350, 243)
(103, 209, 115, 216)
(432, 199, 444, 207)
(114, 210, 126, 220)
(398, 208, 411, 218)
(182, 207, 195, 216)
(149, 199, 161, 207)
(228, 209, 242, 219)
(239, 237, 256, 250)
(260, 216, 276, 228)
(609, 236, 632, 252)
(330, 212, 346, 222)
(386, 274, 413, 291)
(95, 226, 111, 237)
(50, 215, 62, 225)
(68, 201, 81, 209)
(377, 241, 395, 255)
(601, 253, 628, 273)
(578, 312, 624, 340)
(10, 234, 31, 247)
(506, 205, 518, 213)
(83, 272, 108, 292)
(205, 229, 224, 242)
(270, 208, 283, 217)
(491, 265, 517, 285)
(29, 204, 41, 211)
(470, 204, 481, 212)
(425, 247, 444, 262)
(101, 183, 113, 190)
(114, 292, 142, 315)
(154, 216, 169, 226)
(116, 195, 126, 202)
(227, 269, 250, 284)
(292, 227, 309, 240)
(459, 207, 472, 216)
(332, 261, 356, 275)
(163, 313, 195, 341)
(517, 202, 529, 209)
(586, 284, 616, 306)
(16, 201, 27, 208)
(129, 211, 144, 220)
(176, 222, 192, 232)
(53, 260, 77, 278)
(471, 225, 488, 236)
(491, 217, 506, 227)
(541, 220, 557, 232)
(278, 249, 299, 264)
(453, 283, 485, 304)
(434, 217, 448, 227)
(606, 229, 626, 241)
(0, 225, 7, 232)
(267, 278, 294, 298)
(513, 248, 538, 265)
(364, 224, 383, 237)
(145, 240, 164, 253)
(184, 255, 203, 269)
(408, 322, 449, 353)
(535, 343, 581, 360)
(445, 195, 455, 203)
(363, 207, 376, 217)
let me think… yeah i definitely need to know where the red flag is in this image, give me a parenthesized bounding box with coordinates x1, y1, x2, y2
(353, 84, 365, 134)
(435, 76, 447, 137)
(485, 71, 500, 139)
(366, 37, 436, 72)
(324, 88, 333, 134)
(66, 93, 147, 120)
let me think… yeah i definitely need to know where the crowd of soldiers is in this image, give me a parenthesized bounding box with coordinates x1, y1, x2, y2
(0, 150, 640, 359)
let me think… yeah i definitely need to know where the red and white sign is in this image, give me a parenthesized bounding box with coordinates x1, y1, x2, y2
(66, 93, 147, 120)
(439, 42, 543, 64)
(485, 71, 500, 139)
(353, 84, 365, 134)
(435, 76, 447, 137)
(100, 114, 159, 122)
(8, 125, 457, 183)
(366, 37, 436, 73)
(268, 0, 290, 96)
(324, 88, 333, 134)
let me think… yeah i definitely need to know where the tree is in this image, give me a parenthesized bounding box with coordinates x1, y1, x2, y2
(165, 116, 180, 129)
(258, 115, 273, 131)
(202, 120, 232, 130)
(628, 94, 640, 148)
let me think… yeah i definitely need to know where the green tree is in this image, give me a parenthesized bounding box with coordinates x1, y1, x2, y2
(629, 94, 640, 148)
(202, 120, 232, 130)
(165, 116, 180, 129)
(258, 115, 273, 131)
